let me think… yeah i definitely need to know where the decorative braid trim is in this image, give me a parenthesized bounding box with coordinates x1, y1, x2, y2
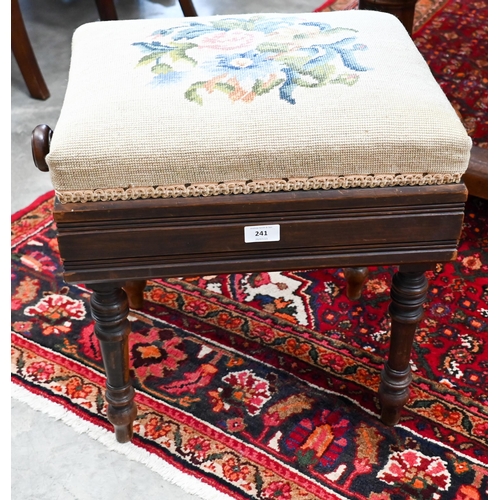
(55, 173, 463, 203)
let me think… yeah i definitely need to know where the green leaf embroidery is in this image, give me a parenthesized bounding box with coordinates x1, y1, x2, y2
(295, 64, 337, 87)
(137, 52, 168, 67)
(185, 81, 207, 105)
(331, 73, 360, 86)
(256, 42, 292, 54)
(152, 63, 174, 75)
(252, 77, 285, 96)
(170, 41, 197, 49)
(211, 19, 249, 31)
(214, 83, 235, 95)
(274, 54, 310, 72)
(169, 42, 198, 66)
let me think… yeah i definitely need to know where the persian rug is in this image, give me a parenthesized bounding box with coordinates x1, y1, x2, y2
(12, 188, 487, 499)
(316, 0, 488, 148)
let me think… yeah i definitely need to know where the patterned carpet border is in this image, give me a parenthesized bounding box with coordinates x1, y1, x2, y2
(12, 191, 487, 500)
(11, 2, 488, 497)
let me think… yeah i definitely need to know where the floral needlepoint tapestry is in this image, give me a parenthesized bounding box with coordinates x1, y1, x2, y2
(133, 16, 371, 104)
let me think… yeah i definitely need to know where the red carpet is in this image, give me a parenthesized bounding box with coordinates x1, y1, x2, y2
(12, 2, 488, 498)
(316, 0, 488, 148)
(12, 188, 487, 499)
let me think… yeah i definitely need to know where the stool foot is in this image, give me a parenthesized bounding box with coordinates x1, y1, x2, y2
(114, 423, 135, 444)
(344, 267, 369, 300)
(379, 265, 429, 425)
(379, 364, 412, 425)
(89, 283, 137, 443)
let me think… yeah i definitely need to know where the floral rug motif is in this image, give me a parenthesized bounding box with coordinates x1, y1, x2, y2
(11, 191, 487, 500)
(317, 0, 488, 147)
(315, 0, 449, 31)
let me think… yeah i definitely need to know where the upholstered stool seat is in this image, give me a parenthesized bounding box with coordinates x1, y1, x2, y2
(46, 11, 469, 202)
(33, 9, 471, 443)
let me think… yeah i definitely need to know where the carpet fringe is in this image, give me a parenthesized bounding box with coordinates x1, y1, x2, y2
(11, 383, 235, 500)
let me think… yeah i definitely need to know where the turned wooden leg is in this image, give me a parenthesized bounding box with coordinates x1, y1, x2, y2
(89, 283, 137, 443)
(11, 0, 50, 100)
(379, 264, 429, 425)
(94, 0, 118, 20)
(123, 280, 147, 310)
(98, 0, 198, 17)
(179, 0, 198, 17)
(358, 0, 417, 34)
(344, 267, 369, 300)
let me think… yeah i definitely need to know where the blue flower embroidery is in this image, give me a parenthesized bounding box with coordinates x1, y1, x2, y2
(204, 51, 284, 83)
(132, 16, 372, 105)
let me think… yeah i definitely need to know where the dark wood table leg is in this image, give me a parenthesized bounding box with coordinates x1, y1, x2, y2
(11, 0, 50, 100)
(379, 264, 429, 425)
(179, 0, 198, 17)
(358, 0, 418, 34)
(94, 0, 118, 20)
(344, 267, 369, 300)
(89, 283, 137, 442)
(123, 280, 147, 310)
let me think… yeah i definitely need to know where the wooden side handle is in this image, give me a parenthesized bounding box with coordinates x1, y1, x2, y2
(31, 124, 52, 172)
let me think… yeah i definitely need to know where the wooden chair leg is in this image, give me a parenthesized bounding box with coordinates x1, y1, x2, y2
(94, 0, 196, 19)
(94, 0, 118, 20)
(344, 267, 369, 300)
(11, 0, 50, 100)
(178, 0, 198, 17)
(378, 264, 429, 425)
(123, 280, 147, 309)
(358, 0, 417, 34)
(89, 283, 137, 443)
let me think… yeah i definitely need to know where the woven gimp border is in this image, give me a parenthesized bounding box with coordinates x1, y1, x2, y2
(55, 172, 462, 203)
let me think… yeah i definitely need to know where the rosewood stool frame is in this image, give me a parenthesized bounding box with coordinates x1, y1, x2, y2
(33, 125, 467, 443)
